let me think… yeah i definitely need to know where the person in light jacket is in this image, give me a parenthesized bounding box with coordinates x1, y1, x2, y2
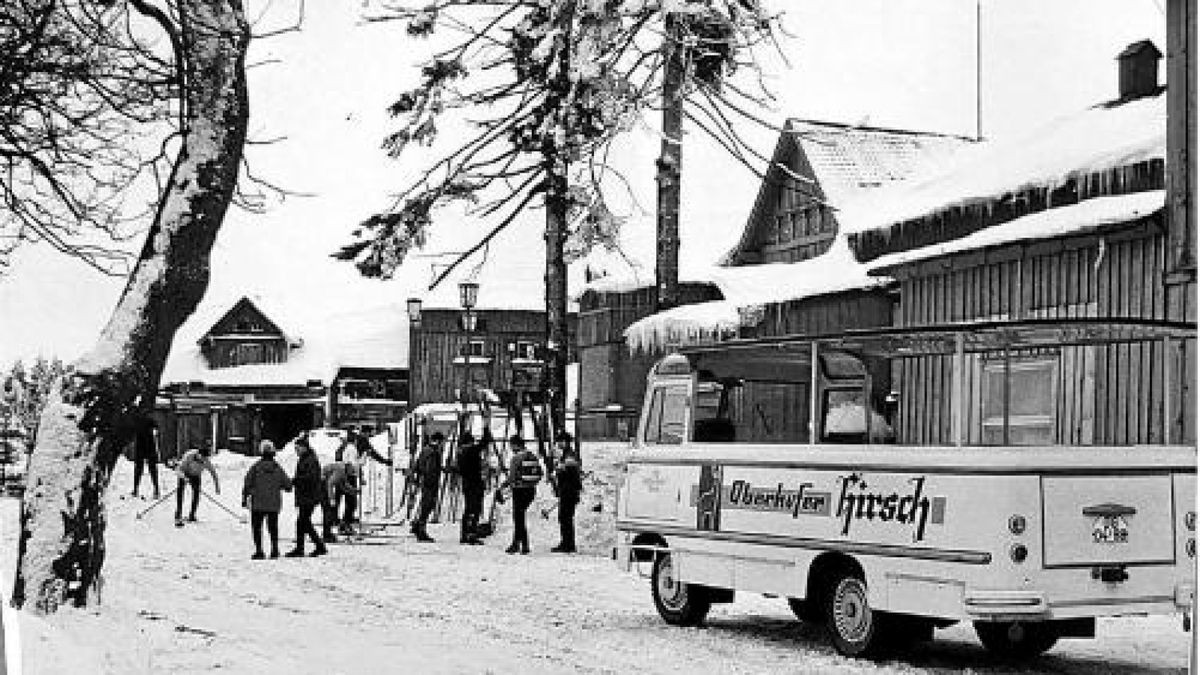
(174, 444, 220, 527)
(242, 440, 292, 559)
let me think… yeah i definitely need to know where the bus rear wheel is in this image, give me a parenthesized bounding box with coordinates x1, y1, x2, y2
(974, 621, 1059, 659)
(823, 571, 891, 658)
(651, 552, 711, 626)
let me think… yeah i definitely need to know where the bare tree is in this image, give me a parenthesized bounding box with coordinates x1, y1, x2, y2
(0, 0, 177, 275)
(337, 0, 783, 430)
(12, 0, 251, 613)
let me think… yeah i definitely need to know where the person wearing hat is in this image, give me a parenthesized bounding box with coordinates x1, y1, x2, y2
(503, 435, 542, 555)
(286, 433, 328, 557)
(410, 432, 444, 542)
(242, 439, 292, 560)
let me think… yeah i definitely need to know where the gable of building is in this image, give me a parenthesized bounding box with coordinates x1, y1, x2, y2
(722, 119, 973, 266)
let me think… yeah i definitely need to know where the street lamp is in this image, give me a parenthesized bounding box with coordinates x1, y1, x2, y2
(458, 281, 480, 405)
(406, 297, 422, 411)
(406, 297, 423, 327)
(458, 281, 479, 311)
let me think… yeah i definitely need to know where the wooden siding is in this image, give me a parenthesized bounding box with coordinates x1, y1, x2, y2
(409, 309, 577, 406)
(893, 226, 1195, 445)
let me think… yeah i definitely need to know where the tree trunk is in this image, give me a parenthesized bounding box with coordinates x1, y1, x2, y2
(14, 0, 250, 614)
(544, 159, 570, 436)
(655, 13, 684, 312)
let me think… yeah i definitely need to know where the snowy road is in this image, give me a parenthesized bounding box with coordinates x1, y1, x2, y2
(2, 447, 1193, 674)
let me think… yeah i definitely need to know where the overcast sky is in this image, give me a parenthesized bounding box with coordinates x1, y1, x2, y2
(0, 0, 1166, 366)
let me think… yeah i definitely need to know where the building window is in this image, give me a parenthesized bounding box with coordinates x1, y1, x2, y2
(464, 339, 486, 358)
(234, 343, 264, 366)
(982, 357, 1056, 445)
(511, 340, 540, 361)
(643, 386, 688, 445)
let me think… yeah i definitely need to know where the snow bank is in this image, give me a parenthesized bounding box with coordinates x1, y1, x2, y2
(840, 94, 1166, 235)
(867, 190, 1166, 271)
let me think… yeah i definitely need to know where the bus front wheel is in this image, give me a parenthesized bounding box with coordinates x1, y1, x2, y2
(651, 553, 711, 626)
(823, 571, 891, 658)
(974, 621, 1058, 659)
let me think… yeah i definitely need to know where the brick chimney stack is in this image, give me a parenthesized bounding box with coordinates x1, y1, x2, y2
(1117, 40, 1163, 100)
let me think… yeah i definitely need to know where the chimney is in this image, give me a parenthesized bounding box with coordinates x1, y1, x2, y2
(1117, 40, 1163, 100)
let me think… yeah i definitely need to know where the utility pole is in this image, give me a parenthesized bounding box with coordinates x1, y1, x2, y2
(656, 12, 685, 311)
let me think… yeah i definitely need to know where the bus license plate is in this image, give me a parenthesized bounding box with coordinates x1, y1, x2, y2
(1092, 516, 1129, 544)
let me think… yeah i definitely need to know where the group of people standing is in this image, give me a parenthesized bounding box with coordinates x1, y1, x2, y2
(409, 429, 583, 555)
(241, 436, 328, 559)
(131, 414, 586, 559)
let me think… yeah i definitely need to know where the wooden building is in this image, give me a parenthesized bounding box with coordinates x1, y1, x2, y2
(158, 295, 409, 456)
(581, 120, 971, 438)
(844, 41, 1196, 446)
(407, 306, 576, 406)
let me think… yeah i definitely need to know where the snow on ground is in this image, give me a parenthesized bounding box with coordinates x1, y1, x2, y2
(0, 443, 1192, 674)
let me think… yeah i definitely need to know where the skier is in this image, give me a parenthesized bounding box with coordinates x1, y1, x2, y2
(503, 435, 542, 555)
(130, 414, 161, 499)
(410, 432, 443, 543)
(550, 432, 582, 554)
(456, 430, 487, 545)
(242, 440, 292, 559)
(174, 444, 220, 527)
(286, 434, 327, 557)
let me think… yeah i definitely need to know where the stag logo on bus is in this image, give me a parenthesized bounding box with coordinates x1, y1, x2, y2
(836, 473, 946, 542)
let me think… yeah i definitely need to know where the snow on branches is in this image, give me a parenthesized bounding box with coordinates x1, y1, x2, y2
(339, 0, 783, 279)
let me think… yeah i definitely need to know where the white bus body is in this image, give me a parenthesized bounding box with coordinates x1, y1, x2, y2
(615, 328, 1196, 660)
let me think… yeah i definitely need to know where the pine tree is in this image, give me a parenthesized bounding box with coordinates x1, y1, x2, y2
(337, 0, 784, 430)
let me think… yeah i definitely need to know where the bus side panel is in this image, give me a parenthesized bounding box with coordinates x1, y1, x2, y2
(622, 462, 699, 525)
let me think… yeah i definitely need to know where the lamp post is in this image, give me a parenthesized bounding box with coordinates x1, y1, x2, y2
(406, 297, 423, 409)
(458, 281, 479, 407)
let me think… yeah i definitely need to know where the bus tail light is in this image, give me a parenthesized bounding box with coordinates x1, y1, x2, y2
(1009, 543, 1029, 564)
(1008, 514, 1027, 535)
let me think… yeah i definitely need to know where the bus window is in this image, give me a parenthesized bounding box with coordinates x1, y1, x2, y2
(822, 389, 894, 443)
(644, 386, 688, 445)
(692, 380, 737, 442)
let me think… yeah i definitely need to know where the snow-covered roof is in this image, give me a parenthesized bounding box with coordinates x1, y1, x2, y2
(161, 291, 409, 387)
(868, 190, 1165, 272)
(199, 296, 301, 346)
(624, 235, 888, 354)
(840, 93, 1166, 239)
(785, 119, 973, 209)
(716, 120, 974, 268)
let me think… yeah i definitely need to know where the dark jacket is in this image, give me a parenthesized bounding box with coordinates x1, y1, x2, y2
(458, 439, 485, 494)
(415, 444, 442, 489)
(133, 417, 159, 461)
(555, 456, 582, 503)
(293, 450, 323, 507)
(242, 458, 292, 513)
(508, 449, 543, 490)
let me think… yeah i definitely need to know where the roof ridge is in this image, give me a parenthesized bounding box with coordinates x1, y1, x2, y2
(786, 117, 977, 142)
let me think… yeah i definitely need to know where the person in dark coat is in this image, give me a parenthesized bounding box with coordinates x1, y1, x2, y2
(410, 432, 443, 543)
(551, 432, 582, 554)
(503, 435, 542, 555)
(131, 415, 161, 499)
(242, 440, 292, 559)
(286, 434, 327, 557)
(456, 430, 488, 545)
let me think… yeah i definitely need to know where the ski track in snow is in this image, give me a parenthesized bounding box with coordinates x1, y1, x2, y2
(0, 443, 1191, 674)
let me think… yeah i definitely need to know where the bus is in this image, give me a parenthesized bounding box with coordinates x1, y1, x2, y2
(615, 318, 1196, 660)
